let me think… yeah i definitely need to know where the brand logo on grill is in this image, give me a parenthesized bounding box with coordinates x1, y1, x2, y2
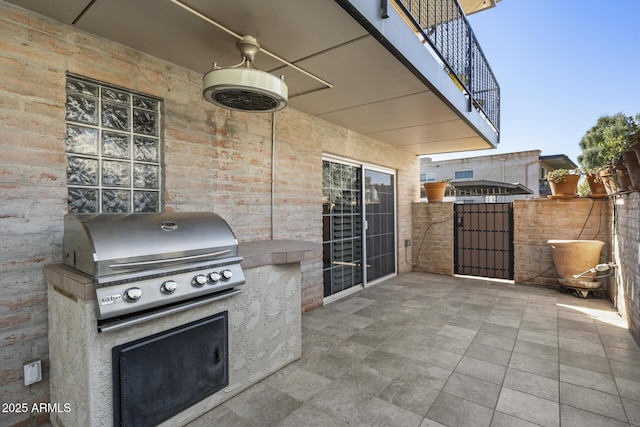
(161, 220, 178, 231)
(100, 294, 123, 305)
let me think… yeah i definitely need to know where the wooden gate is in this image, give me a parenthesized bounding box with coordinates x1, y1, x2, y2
(454, 203, 514, 280)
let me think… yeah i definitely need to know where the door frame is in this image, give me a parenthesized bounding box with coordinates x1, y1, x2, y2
(322, 154, 397, 303)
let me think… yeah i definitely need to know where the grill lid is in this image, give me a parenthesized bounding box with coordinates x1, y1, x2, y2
(63, 212, 239, 280)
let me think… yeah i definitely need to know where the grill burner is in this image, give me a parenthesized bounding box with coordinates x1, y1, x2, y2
(63, 212, 245, 331)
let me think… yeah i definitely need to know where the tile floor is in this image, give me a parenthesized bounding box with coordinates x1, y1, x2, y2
(187, 272, 640, 427)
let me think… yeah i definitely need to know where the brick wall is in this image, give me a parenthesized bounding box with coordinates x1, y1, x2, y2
(0, 2, 419, 425)
(411, 198, 613, 285)
(274, 112, 419, 311)
(413, 194, 639, 347)
(514, 198, 612, 287)
(612, 192, 640, 345)
(411, 202, 454, 275)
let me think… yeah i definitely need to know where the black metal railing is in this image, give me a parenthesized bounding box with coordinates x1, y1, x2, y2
(393, 0, 500, 134)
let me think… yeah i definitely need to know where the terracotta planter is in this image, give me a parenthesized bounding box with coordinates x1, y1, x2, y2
(586, 173, 607, 197)
(599, 167, 618, 194)
(548, 239, 604, 281)
(622, 149, 640, 191)
(614, 159, 632, 191)
(630, 138, 640, 161)
(548, 174, 580, 198)
(423, 182, 448, 202)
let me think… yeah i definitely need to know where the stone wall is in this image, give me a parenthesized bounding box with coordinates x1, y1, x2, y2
(412, 195, 640, 350)
(0, 3, 419, 425)
(274, 113, 419, 311)
(411, 202, 454, 275)
(612, 192, 640, 345)
(514, 198, 612, 286)
(411, 198, 613, 286)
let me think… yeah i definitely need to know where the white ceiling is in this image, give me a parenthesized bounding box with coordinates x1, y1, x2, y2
(6, 0, 499, 155)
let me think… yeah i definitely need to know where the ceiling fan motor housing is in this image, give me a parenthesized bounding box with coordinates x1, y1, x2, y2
(203, 67, 288, 112)
(202, 35, 288, 112)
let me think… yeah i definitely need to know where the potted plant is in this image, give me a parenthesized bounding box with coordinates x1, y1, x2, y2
(623, 132, 640, 191)
(614, 157, 632, 192)
(423, 179, 450, 202)
(578, 113, 639, 193)
(621, 149, 640, 190)
(545, 169, 581, 198)
(581, 167, 607, 197)
(599, 166, 619, 194)
(630, 131, 640, 160)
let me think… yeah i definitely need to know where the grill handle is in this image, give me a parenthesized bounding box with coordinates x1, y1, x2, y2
(109, 250, 231, 270)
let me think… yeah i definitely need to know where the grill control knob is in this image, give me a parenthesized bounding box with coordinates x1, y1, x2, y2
(221, 269, 233, 280)
(161, 280, 178, 294)
(124, 287, 142, 302)
(208, 272, 221, 283)
(192, 275, 207, 288)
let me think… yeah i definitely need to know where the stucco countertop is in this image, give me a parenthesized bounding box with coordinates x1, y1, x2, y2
(239, 239, 320, 269)
(44, 239, 319, 302)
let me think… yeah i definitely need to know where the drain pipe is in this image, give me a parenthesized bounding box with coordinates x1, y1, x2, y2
(271, 111, 276, 240)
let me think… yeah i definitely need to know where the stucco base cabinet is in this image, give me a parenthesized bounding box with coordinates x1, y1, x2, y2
(46, 263, 302, 427)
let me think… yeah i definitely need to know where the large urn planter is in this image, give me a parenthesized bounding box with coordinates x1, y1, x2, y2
(547, 239, 605, 297)
(547, 174, 580, 198)
(423, 182, 448, 202)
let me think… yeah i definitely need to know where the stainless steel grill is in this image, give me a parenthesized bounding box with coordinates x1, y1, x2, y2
(63, 212, 245, 332)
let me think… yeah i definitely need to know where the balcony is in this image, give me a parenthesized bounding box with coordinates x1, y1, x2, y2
(6, 0, 500, 155)
(393, 0, 500, 134)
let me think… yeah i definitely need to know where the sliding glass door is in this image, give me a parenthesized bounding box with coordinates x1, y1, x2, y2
(322, 158, 396, 300)
(364, 169, 396, 282)
(322, 160, 363, 298)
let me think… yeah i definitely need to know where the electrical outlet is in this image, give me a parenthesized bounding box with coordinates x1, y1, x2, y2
(23, 360, 42, 386)
(404, 239, 411, 247)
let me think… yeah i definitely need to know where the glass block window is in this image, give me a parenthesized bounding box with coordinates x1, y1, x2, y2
(65, 76, 162, 214)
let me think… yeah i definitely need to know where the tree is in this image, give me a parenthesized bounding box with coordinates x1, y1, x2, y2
(577, 113, 639, 170)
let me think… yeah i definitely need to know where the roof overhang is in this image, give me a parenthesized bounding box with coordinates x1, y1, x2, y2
(5, 0, 499, 155)
(540, 155, 578, 170)
(448, 179, 534, 196)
